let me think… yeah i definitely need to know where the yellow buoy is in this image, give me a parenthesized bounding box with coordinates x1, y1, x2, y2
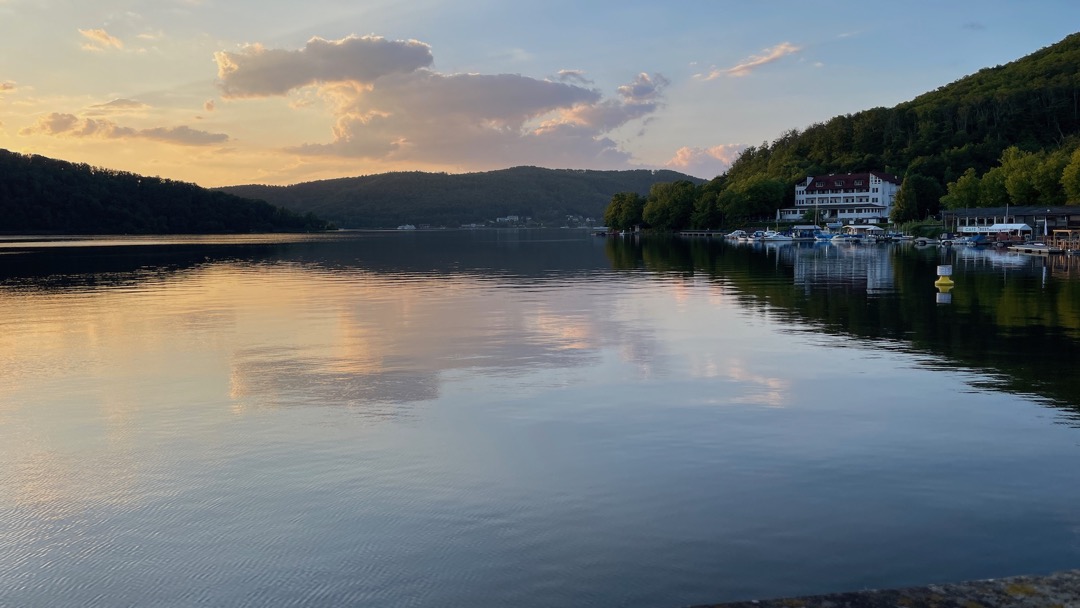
(934, 265, 954, 303)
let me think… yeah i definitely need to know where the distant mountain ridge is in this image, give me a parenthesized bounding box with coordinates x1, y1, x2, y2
(0, 149, 331, 234)
(219, 166, 705, 228)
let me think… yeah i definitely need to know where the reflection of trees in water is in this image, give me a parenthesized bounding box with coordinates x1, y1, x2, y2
(604, 237, 1080, 419)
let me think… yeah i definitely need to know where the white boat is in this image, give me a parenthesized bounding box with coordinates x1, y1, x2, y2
(831, 233, 862, 244)
(761, 230, 793, 242)
(746, 230, 766, 241)
(726, 229, 748, 239)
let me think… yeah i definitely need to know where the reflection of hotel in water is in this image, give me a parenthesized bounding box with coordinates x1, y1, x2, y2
(784, 243, 897, 294)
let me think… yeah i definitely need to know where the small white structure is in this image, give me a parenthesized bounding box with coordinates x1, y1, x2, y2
(777, 172, 901, 224)
(958, 223, 1032, 236)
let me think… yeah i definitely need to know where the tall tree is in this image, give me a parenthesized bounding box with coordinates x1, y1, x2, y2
(941, 168, 981, 209)
(643, 180, 697, 230)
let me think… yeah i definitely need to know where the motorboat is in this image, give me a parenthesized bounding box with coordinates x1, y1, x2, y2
(761, 230, 793, 242)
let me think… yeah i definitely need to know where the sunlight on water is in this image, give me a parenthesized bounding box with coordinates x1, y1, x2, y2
(1, 232, 1079, 607)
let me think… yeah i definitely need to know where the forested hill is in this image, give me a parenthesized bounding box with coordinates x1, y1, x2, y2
(691, 31, 1080, 226)
(219, 167, 704, 228)
(0, 149, 331, 234)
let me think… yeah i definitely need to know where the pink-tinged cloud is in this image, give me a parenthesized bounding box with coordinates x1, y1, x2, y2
(665, 144, 748, 179)
(79, 28, 124, 52)
(700, 42, 801, 80)
(214, 35, 434, 98)
(204, 99, 216, 112)
(0, 81, 14, 93)
(20, 112, 228, 145)
(218, 35, 668, 170)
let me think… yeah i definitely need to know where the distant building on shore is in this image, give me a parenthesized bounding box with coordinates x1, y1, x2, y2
(777, 172, 901, 224)
(942, 206, 1080, 236)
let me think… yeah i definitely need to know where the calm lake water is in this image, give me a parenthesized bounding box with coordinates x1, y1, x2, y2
(2, 230, 1079, 607)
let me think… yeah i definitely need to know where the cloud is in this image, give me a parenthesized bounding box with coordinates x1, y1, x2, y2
(698, 42, 801, 80)
(665, 144, 748, 179)
(214, 34, 434, 98)
(79, 28, 124, 52)
(556, 69, 592, 86)
(216, 35, 667, 170)
(0, 81, 13, 93)
(140, 125, 230, 145)
(86, 98, 150, 115)
(20, 112, 228, 145)
(204, 99, 216, 112)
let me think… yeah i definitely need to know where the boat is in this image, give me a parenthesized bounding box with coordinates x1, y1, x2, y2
(761, 230, 793, 242)
(831, 233, 862, 244)
(953, 234, 989, 246)
(790, 225, 822, 241)
(746, 230, 766, 241)
(725, 229, 748, 240)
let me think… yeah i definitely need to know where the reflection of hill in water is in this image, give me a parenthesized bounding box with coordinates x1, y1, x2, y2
(606, 237, 1080, 421)
(0, 231, 615, 289)
(4, 232, 1078, 421)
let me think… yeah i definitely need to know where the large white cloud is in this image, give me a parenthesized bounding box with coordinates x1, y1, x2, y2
(215, 35, 668, 170)
(215, 35, 434, 98)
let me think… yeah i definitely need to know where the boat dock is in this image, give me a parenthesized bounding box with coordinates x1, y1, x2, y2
(689, 568, 1080, 608)
(679, 230, 727, 237)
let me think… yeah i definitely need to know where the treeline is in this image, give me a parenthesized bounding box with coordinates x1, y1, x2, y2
(0, 149, 332, 234)
(220, 166, 703, 228)
(606, 32, 1080, 230)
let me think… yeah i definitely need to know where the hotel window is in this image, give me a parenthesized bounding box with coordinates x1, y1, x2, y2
(835, 180, 844, 186)
(854, 180, 863, 186)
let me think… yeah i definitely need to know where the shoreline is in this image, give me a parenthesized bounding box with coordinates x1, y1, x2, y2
(690, 569, 1080, 607)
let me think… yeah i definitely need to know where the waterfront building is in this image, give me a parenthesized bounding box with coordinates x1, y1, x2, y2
(942, 206, 1080, 237)
(777, 172, 901, 224)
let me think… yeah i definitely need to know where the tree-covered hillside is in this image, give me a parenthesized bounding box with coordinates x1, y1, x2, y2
(606, 32, 1080, 230)
(220, 166, 703, 228)
(0, 150, 332, 234)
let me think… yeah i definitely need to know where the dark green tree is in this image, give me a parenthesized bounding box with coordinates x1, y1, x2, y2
(603, 192, 646, 230)
(642, 180, 697, 230)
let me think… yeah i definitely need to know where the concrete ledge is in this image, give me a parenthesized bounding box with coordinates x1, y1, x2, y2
(691, 569, 1080, 608)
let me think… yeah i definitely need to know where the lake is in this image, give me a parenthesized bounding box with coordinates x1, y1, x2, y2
(2, 230, 1079, 607)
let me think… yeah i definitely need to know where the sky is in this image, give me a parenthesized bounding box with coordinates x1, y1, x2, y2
(1, 1, 1078, 188)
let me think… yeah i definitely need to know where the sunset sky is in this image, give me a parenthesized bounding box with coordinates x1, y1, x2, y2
(1, 0, 1078, 188)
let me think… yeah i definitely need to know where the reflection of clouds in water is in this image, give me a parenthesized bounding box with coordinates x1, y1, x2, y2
(229, 348, 440, 414)
(725, 359, 790, 408)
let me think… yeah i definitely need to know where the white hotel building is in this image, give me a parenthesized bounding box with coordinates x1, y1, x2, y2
(776, 172, 902, 225)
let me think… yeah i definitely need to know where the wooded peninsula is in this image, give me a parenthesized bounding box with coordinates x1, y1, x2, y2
(605, 32, 1080, 231)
